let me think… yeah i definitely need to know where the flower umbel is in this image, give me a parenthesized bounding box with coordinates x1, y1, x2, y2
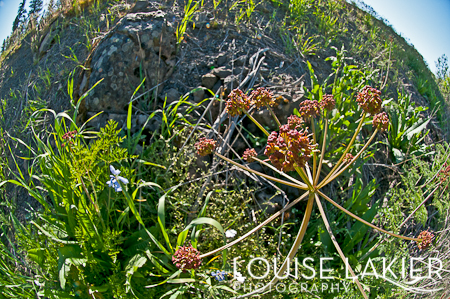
(172, 245, 202, 271)
(62, 130, 77, 140)
(106, 165, 129, 192)
(249, 87, 275, 108)
(287, 115, 304, 130)
(225, 88, 251, 117)
(211, 270, 227, 282)
(195, 138, 217, 156)
(242, 148, 257, 162)
(417, 230, 434, 250)
(356, 85, 382, 115)
(343, 153, 355, 164)
(298, 100, 321, 118)
(373, 112, 389, 131)
(264, 128, 316, 172)
(320, 94, 335, 111)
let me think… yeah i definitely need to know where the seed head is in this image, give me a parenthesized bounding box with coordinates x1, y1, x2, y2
(439, 162, 450, 183)
(298, 100, 321, 119)
(172, 245, 202, 271)
(242, 148, 257, 162)
(195, 138, 217, 156)
(320, 94, 335, 111)
(264, 129, 316, 172)
(225, 88, 251, 117)
(356, 86, 382, 115)
(416, 230, 434, 250)
(249, 87, 275, 108)
(373, 112, 389, 131)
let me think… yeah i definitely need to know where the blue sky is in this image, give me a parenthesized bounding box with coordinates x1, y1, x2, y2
(0, 0, 449, 74)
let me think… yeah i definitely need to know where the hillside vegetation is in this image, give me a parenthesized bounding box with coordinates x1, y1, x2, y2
(0, 0, 449, 298)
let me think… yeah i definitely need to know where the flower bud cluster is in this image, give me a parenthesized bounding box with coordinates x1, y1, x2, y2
(264, 125, 316, 172)
(287, 115, 304, 130)
(242, 148, 257, 162)
(172, 245, 202, 271)
(298, 100, 321, 118)
(195, 138, 217, 156)
(320, 94, 336, 111)
(225, 89, 251, 117)
(372, 112, 389, 131)
(416, 230, 434, 250)
(62, 130, 77, 140)
(356, 86, 382, 115)
(249, 87, 275, 108)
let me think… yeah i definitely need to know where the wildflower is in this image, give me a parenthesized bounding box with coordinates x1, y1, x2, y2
(343, 153, 355, 164)
(298, 100, 321, 118)
(249, 87, 275, 108)
(234, 271, 246, 283)
(439, 162, 450, 182)
(211, 270, 227, 282)
(172, 244, 202, 271)
(242, 148, 257, 162)
(264, 129, 316, 172)
(106, 165, 129, 192)
(372, 112, 389, 131)
(356, 86, 382, 115)
(320, 94, 335, 111)
(417, 230, 434, 250)
(225, 88, 251, 117)
(62, 130, 77, 140)
(225, 229, 237, 238)
(195, 138, 217, 156)
(287, 115, 304, 130)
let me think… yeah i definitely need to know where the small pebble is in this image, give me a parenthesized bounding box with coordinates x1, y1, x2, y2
(256, 34, 262, 40)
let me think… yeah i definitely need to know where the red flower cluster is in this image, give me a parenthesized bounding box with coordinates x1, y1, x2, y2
(298, 100, 321, 118)
(249, 87, 275, 108)
(264, 125, 316, 172)
(439, 162, 450, 183)
(243, 148, 257, 162)
(195, 138, 217, 156)
(356, 86, 382, 115)
(62, 130, 77, 140)
(417, 230, 434, 250)
(320, 94, 335, 111)
(225, 89, 251, 117)
(373, 112, 389, 131)
(172, 245, 202, 271)
(287, 115, 304, 130)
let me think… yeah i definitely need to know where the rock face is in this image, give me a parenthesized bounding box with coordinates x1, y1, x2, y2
(83, 9, 176, 113)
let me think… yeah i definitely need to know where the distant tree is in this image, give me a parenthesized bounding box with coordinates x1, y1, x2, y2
(1, 40, 5, 54)
(29, 0, 44, 16)
(12, 0, 27, 32)
(435, 54, 449, 81)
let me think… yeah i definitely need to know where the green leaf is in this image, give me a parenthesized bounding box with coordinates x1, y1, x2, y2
(158, 194, 174, 253)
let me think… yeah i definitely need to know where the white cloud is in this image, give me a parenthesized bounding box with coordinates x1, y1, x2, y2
(0, 1, 4, 7)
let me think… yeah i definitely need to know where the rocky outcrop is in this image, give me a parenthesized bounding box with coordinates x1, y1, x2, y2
(81, 8, 176, 113)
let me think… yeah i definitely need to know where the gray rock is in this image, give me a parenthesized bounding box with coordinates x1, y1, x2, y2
(217, 53, 227, 66)
(83, 12, 175, 113)
(223, 75, 239, 92)
(131, 0, 149, 13)
(201, 73, 218, 90)
(162, 88, 181, 104)
(211, 66, 232, 79)
(38, 28, 60, 57)
(193, 87, 205, 103)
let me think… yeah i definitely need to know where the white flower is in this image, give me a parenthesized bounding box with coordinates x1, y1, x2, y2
(107, 165, 129, 192)
(225, 229, 237, 238)
(235, 271, 246, 283)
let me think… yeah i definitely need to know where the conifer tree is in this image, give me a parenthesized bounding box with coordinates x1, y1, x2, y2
(1, 40, 5, 54)
(29, 0, 44, 16)
(12, 0, 27, 32)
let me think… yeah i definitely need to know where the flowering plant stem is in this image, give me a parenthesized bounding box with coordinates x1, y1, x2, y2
(234, 193, 315, 299)
(244, 111, 269, 136)
(266, 105, 282, 128)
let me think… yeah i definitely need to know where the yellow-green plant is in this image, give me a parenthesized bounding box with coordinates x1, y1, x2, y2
(194, 86, 427, 298)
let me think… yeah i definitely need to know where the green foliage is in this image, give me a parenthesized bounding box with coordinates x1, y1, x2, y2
(385, 92, 432, 163)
